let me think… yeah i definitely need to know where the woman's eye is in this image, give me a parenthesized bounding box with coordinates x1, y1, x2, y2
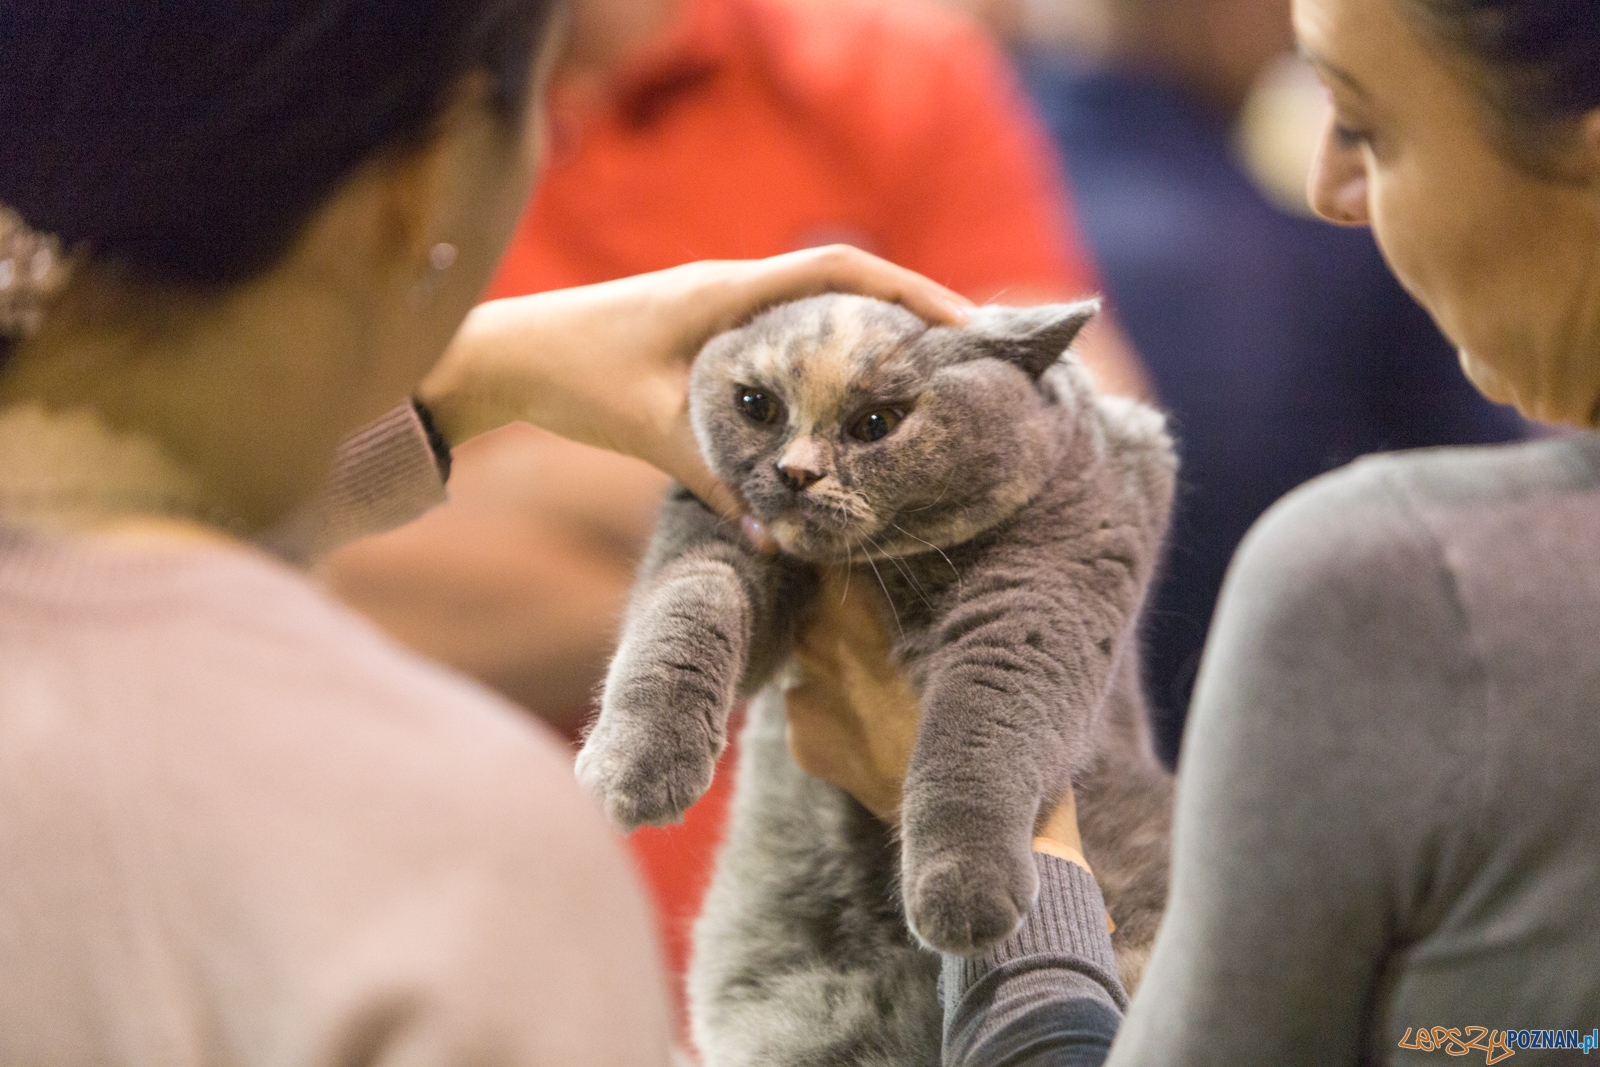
(737, 387, 781, 425)
(1331, 120, 1370, 150)
(850, 408, 903, 443)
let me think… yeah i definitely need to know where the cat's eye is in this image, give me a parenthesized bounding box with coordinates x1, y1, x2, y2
(850, 408, 904, 443)
(736, 387, 783, 426)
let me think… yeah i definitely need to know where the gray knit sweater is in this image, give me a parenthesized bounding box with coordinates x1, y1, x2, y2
(1105, 435, 1600, 1064)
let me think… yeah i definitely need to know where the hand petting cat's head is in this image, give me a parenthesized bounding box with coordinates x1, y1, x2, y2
(688, 294, 1100, 562)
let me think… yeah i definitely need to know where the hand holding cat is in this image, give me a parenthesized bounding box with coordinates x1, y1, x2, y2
(416, 246, 973, 519)
(785, 572, 920, 822)
(785, 571, 1088, 870)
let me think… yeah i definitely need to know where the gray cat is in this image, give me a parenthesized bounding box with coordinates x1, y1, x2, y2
(575, 294, 1176, 1064)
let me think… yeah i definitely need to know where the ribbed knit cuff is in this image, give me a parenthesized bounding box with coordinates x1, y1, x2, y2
(275, 404, 447, 563)
(941, 854, 1128, 1019)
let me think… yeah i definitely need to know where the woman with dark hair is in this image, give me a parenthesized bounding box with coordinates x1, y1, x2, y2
(0, 2, 971, 1061)
(789, 0, 1600, 1062)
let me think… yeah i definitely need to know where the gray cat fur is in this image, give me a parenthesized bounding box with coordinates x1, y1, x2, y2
(575, 294, 1176, 1062)
(688, 661, 1170, 1067)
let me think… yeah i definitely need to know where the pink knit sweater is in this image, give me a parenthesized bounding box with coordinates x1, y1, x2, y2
(0, 407, 672, 1065)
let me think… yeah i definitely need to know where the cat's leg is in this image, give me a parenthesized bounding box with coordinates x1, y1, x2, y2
(576, 490, 809, 830)
(689, 687, 941, 1067)
(898, 541, 1153, 955)
(898, 392, 1177, 956)
(898, 682, 1063, 955)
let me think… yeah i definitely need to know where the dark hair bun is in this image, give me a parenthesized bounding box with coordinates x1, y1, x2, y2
(0, 0, 554, 288)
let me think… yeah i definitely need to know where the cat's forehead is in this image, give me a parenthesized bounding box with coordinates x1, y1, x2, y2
(734, 296, 923, 414)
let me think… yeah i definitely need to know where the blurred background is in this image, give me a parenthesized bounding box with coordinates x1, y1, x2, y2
(318, 0, 1525, 1033)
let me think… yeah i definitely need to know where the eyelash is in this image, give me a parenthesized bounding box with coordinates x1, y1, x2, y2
(1331, 120, 1371, 150)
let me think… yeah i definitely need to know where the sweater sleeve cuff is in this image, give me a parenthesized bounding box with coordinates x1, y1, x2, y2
(940, 856, 1128, 1065)
(949, 856, 1125, 1005)
(296, 404, 447, 561)
(934, 857, 1139, 1062)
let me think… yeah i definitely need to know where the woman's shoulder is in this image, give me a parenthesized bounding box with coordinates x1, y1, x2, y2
(190, 543, 592, 814)
(1203, 434, 1600, 744)
(0, 528, 629, 906)
(1, 528, 619, 876)
(1228, 435, 1600, 611)
(1181, 438, 1600, 872)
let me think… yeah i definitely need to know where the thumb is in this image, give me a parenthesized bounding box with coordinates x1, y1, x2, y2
(637, 414, 744, 522)
(666, 443, 746, 526)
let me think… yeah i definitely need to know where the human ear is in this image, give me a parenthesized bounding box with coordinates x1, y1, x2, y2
(967, 300, 1101, 379)
(375, 73, 509, 283)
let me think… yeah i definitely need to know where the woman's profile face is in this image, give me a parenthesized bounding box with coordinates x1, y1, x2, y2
(1296, 0, 1600, 426)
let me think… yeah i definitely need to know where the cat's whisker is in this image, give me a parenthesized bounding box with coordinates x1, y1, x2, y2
(828, 538, 855, 606)
(838, 549, 853, 606)
(891, 522, 963, 592)
(865, 531, 933, 612)
(854, 536, 904, 638)
(901, 471, 955, 514)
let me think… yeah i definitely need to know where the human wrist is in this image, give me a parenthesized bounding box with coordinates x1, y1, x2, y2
(1033, 787, 1089, 872)
(1032, 837, 1092, 874)
(416, 299, 554, 446)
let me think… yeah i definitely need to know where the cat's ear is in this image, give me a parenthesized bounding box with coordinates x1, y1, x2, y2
(968, 300, 1101, 379)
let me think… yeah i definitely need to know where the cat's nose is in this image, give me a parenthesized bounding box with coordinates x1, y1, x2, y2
(776, 462, 823, 492)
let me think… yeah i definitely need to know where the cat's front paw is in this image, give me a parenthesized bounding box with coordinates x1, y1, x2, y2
(574, 714, 718, 831)
(903, 844, 1038, 956)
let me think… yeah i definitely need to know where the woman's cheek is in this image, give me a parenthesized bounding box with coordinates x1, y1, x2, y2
(1367, 178, 1445, 326)
(1370, 162, 1489, 347)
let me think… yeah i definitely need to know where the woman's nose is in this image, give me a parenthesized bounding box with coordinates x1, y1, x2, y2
(1308, 117, 1371, 227)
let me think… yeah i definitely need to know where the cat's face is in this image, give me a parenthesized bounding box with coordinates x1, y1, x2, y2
(688, 294, 1098, 562)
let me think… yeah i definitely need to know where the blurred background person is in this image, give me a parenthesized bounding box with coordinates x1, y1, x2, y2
(321, 0, 1145, 1023)
(937, 0, 1527, 764)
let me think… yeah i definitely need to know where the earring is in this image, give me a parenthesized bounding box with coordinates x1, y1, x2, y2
(0, 203, 73, 341)
(428, 242, 458, 272)
(408, 241, 458, 306)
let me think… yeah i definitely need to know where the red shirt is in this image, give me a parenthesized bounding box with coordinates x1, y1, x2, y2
(488, 0, 1097, 301)
(484, 0, 1099, 1013)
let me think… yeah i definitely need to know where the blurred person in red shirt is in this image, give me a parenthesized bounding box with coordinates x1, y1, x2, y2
(323, 0, 1143, 1017)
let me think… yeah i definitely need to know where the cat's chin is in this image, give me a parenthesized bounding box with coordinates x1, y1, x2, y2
(764, 514, 937, 564)
(762, 513, 883, 563)
(765, 514, 838, 561)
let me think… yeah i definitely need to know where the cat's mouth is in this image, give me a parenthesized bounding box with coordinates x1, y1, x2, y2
(767, 512, 959, 566)
(768, 515, 886, 562)
(755, 479, 987, 563)
(757, 485, 878, 560)
(766, 501, 954, 565)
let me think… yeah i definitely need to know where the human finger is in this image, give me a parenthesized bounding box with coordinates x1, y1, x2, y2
(754, 245, 974, 326)
(1033, 785, 1091, 873)
(688, 246, 974, 343)
(666, 444, 745, 527)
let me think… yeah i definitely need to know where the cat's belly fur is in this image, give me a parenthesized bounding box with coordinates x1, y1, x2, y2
(689, 686, 943, 1067)
(687, 667, 1172, 1066)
